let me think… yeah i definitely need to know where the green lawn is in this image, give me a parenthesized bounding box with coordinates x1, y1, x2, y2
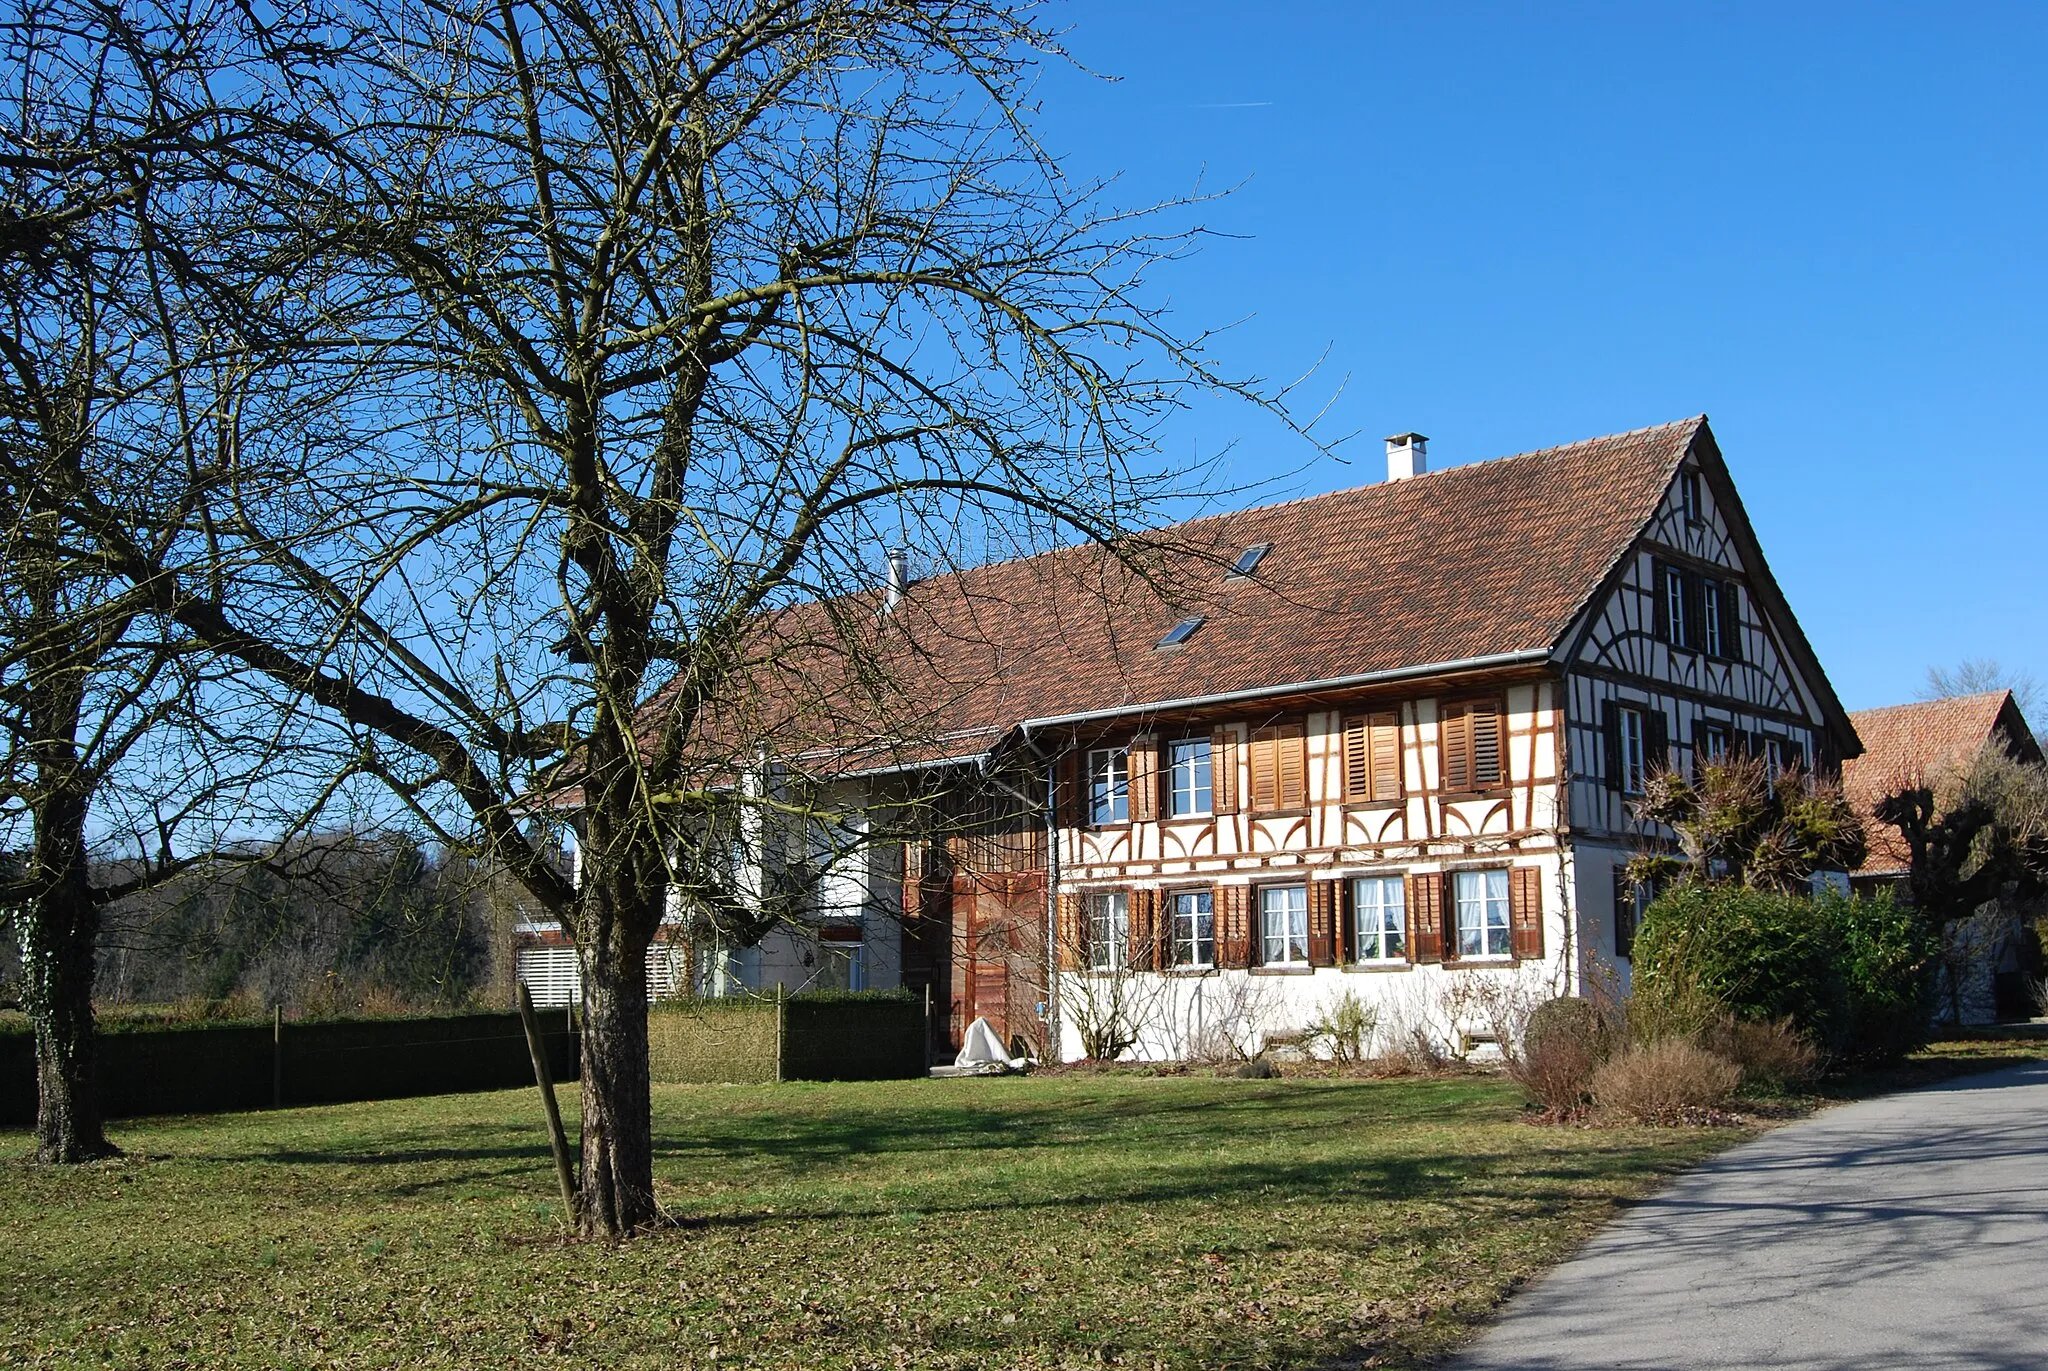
(0, 1071, 1751, 1370)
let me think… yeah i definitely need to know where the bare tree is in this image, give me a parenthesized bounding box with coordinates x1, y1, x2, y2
(114, 0, 1296, 1236)
(0, 0, 346, 1160)
(1921, 658, 2040, 719)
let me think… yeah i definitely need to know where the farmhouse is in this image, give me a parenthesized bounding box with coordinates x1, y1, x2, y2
(1841, 689, 2043, 1023)
(519, 416, 1863, 1061)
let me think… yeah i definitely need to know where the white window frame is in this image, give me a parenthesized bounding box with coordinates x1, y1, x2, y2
(1618, 705, 1648, 795)
(1169, 889, 1215, 968)
(1453, 869, 1513, 959)
(1701, 580, 1724, 657)
(1698, 722, 1732, 765)
(1259, 884, 1309, 966)
(1681, 469, 1702, 525)
(1088, 746, 1130, 826)
(1664, 567, 1689, 648)
(1167, 737, 1214, 818)
(1350, 875, 1407, 963)
(1088, 891, 1129, 971)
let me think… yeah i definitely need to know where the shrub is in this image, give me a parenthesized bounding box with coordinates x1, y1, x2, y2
(1302, 990, 1377, 1064)
(1700, 1015, 1820, 1093)
(1513, 997, 1610, 1115)
(1633, 885, 1933, 1067)
(1591, 1039, 1741, 1124)
(1836, 890, 1936, 1065)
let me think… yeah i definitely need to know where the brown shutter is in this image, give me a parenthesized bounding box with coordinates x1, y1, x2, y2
(1333, 876, 1354, 964)
(1248, 728, 1279, 812)
(1056, 748, 1084, 827)
(1471, 700, 1503, 788)
(1652, 559, 1671, 643)
(1128, 887, 1157, 970)
(1407, 872, 1443, 964)
(1612, 867, 1637, 959)
(1646, 710, 1670, 774)
(1721, 581, 1744, 662)
(1439, 703, 1471, 793)
(1509, 866, 1545, 961)
(1342, 714, 1370, 801)
(1307, 879, 1338, 967)
(1128, 735, 1159, 822)
(1210, 725, 1238, 813)
(1217, 885, 1251, 968)
(1056, 892, 1085, 971)
(1601, 701, 1623, 791)
(1370, 712, 1402, 800)
(1277, 721, 1306, 808)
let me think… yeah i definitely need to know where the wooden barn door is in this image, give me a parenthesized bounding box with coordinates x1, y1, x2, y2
(951, 869, 1048, 1057)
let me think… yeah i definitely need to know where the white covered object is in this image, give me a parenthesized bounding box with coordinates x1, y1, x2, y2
(955, 1016, 1026, 1070)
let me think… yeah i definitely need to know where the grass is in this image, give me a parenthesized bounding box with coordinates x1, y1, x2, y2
(4, 1030, 2039, 1370)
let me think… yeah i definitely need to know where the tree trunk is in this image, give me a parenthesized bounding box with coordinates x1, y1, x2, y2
(16, 872, 117, 1164)
(574, 928, 656, 1236)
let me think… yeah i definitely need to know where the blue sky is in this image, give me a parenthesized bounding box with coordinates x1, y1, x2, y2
(1030, 3, 2045, 714)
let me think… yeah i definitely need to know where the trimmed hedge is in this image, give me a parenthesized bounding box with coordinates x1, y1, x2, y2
(0, 1011, 578, 1126)
(1633, 885, 1934, 1065)
(647, 991, 926, 1085)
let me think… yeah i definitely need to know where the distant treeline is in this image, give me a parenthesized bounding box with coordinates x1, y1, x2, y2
(4, 834, 542, 1017)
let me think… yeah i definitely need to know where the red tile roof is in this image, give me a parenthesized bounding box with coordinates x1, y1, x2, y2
(1842, 691, 2040, 875)
(762, 418, 1709, 766)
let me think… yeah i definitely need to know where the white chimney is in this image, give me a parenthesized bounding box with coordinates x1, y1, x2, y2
(1385, 432, 1428, 481)
(883, 546, 910, 611)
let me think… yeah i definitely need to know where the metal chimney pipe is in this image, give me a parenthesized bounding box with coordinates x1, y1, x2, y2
(884, 546, 909, 611)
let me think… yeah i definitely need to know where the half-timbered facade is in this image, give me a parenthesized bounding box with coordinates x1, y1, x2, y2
(546, 416, 1858, 1059)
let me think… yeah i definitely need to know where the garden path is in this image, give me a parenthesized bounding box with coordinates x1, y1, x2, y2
(1450, 1059, 2048, 1370)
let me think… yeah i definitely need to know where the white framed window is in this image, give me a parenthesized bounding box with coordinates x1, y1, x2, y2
(1663, 566, 1690, 649)
(1088, 747, 1130, 825)
(1350, 875, 1406, 962)
(1698, 721, 1732, 766)
(1680, 469, 1702, 526)
(1170, 890, 1215, 967)
(1167, 737, 1213, 817)
(1453, 869, 1512, 959)
(1618, 705, 1648, 795)
(1259, 884, 1308, 966)
(1702, 580, 1725, 657)
(1088, 891, 1129, 971)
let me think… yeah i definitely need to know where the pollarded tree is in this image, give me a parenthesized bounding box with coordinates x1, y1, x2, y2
(1628, 754, 1867, 894)
(137, 0, 1300, 1235)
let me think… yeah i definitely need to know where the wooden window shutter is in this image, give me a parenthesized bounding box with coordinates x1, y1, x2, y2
(1651, 559, 1671, 643)
(1370, 712, 1402, 800)
(1600, 700, 1623, 792)
(1646, 710, 1670, 773)
(1333, 878, 1354, 964)
(1721, 580, 1744, 661)
(1342, 715, 1370, 801)
(1471, 701, 1503, 788)
(1277, 721, 1306, 808)
(1210, 725, 1239, 813)
(1128, 888, 1157, 971)
(1249, 721, 1305, 810)
(1056, 749, 1084, 828)
(1307, 879, 1338, 967)
(1612, 867, 1636, 959)
(1686, 574, 1707, 654)
(1129, 735, 1160, 823)
(1217, 885, 1251, 968)
(1509, 866, 1544, 960)
(1344, 711, 1402, 801)
(1407, 872, 1443, 964)
(1056, 892, 1085, 970)
(1248, 728, 1279, 812)
(1440, 703, 1473, 793)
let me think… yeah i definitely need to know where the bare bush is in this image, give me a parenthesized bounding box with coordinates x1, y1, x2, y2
(1700, 1016, 1821, 1093)
(1301, 989, 1378, 1065)
(1184, 977, 1275, 1066)
(1592, 1039, 1741, 1124)
(1511, 997, 1614, 1116)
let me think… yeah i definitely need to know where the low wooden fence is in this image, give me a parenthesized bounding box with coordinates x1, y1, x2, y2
(0, 991, 926, 1124)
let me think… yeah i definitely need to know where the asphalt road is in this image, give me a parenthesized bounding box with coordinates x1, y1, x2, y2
(1450, 1059, 2048, 1371)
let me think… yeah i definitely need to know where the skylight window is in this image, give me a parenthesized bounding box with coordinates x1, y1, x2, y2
(1157, 615, 1206, 648)
(1228, 543, 1272, 578)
